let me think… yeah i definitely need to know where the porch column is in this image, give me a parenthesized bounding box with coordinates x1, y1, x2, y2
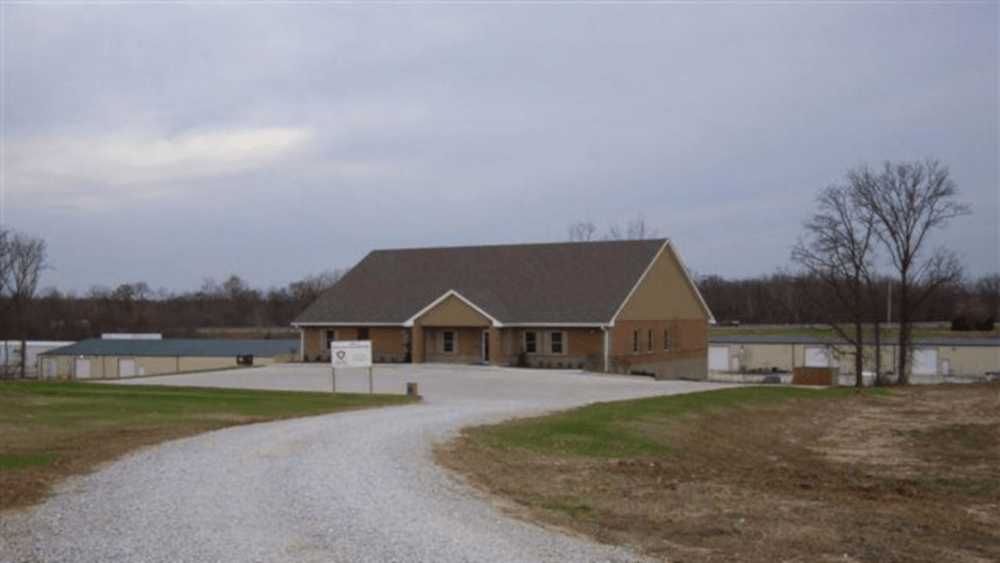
(411, 323, 424, 364)
(488, 325, 501, 366)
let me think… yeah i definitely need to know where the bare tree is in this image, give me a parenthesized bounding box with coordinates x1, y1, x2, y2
(569, 213, 659, 242)
(568, 219, 598, 242)
(625, 213, 658, 240)
(792, 184, 880, 387)
(9, 233, 47, 378)
(849, 159, 970, 384)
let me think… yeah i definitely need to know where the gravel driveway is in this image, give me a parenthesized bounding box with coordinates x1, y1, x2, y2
(3, 364, 729, 563)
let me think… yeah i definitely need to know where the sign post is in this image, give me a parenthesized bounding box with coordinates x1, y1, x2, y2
(330, 340, 373, 394)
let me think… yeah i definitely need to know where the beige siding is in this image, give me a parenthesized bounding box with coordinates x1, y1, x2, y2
(418, 295, 491, 327)
(938, 346, 1000, 377)
(616, 245, 708, 322)
(46, 354, 283, 379)
(303, 328, 325, 361)
(177, 357, 239, 373)
(711, 341, 999, 379)
(370, 328, 407, 363)
(133, 356, 178, 376)
(424, 327, 486, 363)
(47, 355, 75, 379)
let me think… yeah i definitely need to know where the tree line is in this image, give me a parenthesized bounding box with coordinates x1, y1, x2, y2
(14, 264, 996, 344)
(696, 271, 998, 329)
(6, 270, 344, 342)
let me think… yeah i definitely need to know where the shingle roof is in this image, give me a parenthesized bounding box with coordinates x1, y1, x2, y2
(42, 339, 300, 358)
(294, 239, 670, 326)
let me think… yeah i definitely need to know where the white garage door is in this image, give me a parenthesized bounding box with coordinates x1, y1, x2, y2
(118, 359, 136, 378)
(708, 346, 730, 371)
(912, 349, 938, 376)
(41, 358, 57, 379)
(74, 358, 91, 379)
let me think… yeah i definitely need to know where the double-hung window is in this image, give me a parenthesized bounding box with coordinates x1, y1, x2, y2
(549, 331, 565, 355)
(523, 331, 537, 354)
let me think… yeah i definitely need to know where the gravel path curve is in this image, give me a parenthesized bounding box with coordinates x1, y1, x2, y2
(3, 365, 730, 563)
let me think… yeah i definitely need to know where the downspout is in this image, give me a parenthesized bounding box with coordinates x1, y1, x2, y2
(603, 326, 610, 373)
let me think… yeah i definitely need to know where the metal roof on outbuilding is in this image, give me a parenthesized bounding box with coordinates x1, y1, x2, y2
(709, 334, 1000, 347)
(42, 339, 300, 358)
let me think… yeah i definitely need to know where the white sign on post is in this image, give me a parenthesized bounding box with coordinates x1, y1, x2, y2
(330, 340, 374, 395)
(331, 340, 372, 368)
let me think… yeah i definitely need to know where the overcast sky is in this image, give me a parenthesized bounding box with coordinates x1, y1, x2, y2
(3, 1, 997, 295)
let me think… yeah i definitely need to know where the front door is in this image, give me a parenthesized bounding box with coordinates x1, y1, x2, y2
(481, 329, 490, 364)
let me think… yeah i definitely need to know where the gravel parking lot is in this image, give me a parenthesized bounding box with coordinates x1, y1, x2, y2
(6, 364, 729, 563)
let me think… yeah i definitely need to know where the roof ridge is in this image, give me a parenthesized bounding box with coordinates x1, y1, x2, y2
(370, 238, 669, 254)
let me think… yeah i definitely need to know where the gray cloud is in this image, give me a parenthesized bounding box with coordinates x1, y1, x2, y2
(3, 3, 996, 293)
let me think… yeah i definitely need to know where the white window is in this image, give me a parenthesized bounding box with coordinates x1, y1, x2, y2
(663, 329, 670, 351)
(647, 329, 654, 352)
(549, 331, 565, 355)
(442, 330, 456, 353)
(523, 331, 537, 354)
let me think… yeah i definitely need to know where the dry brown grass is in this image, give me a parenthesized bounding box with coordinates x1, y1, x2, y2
(436, 383, 1000, 562)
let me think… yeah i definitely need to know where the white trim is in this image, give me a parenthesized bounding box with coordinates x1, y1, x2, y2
(548, 330, 567, 356)
(293, 322, 403, 327)
(402, 289, 503, 328)
(506, 322, 606, 328)
(297, 321, 607, 329)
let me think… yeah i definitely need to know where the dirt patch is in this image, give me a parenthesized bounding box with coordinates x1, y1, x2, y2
(436, 383, 1000, 562)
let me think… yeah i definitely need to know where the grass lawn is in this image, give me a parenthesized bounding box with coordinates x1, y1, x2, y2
(0, 380, 415, 511)
(438, 384, 1000, 563)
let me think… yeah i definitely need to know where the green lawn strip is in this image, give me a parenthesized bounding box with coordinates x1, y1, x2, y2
(0, 380, 414, 451)
(919, 476, 1000, 496)
(0, 452, 64, 469)
(474, 386, 891, 460)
